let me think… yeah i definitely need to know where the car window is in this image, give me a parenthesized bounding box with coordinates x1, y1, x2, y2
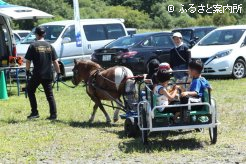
(153, 35, 173, 47)
(83, 25, 107, 41)
(62, 25, 76, 42)
(142, 37, 154, 47)
(18, 32, 29, 38)
(105, 35, 143, 48)
(206, 28, 215, 34)
(175, 30, 192, 41)
(25, 26, 64, 43)
(14, 34, 20, 44)
(199, 29, 245, 45)
(105, 24, 125, 39)
(22, 25, 65, 44)
(194, 30, 206, 40)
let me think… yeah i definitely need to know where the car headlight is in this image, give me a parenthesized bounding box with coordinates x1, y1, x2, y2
(214, 49, 233, 58)
(205, 49, 232, 65)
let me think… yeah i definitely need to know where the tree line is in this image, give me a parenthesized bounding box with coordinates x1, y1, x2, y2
(6, 0, 246, 30)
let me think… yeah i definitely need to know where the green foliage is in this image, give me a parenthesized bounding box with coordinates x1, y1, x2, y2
(151, 1, 195, 29)
(36, 16, 65, 26)
(212, 12, 237, 26)
(196, 15, 213, 26)
(101, 6, 152, 28)
(4, 0, 246, 30)
(79, 0, 107, 19)
(172, 15, 195, 28)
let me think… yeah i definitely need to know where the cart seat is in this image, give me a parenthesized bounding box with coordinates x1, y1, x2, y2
(152, 94, 174, 118)
(190, 88, 210, 115)
(152, 89, 211, 117)
(144, 85, 174, 118)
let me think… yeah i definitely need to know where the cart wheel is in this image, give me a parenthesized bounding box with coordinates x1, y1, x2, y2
(209, 126, 217, 144)
(141, 107, 148, 145)
(209, 98, 218, 144)
(124, 118, 139, 138)
(161, 131, 169, 140)
(195, 128, 204, 133)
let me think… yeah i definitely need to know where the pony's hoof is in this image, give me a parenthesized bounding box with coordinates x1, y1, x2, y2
(113, 118, 119, 123)
(106, 120, 111, 124)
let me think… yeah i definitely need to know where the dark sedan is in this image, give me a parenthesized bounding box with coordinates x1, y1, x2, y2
(92, 32, 175, 74)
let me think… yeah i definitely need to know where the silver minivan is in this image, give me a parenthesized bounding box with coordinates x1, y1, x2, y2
(17, 19, 128, 76)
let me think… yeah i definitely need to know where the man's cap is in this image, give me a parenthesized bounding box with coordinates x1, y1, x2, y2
(172, 32, 182, 38)
(35, 26, 46, 36)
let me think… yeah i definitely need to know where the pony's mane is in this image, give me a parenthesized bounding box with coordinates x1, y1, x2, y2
(78, 60, 101, 71)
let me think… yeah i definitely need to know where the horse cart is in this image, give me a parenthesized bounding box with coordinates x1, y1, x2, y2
(71, 60, 219, 145)
(121, 78, 219, 145)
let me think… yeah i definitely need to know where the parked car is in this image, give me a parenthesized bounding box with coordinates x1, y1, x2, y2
(17, 19, 128, 76)
(13, 30, 30, 44)
(126, 28, 137, 35)
(0, 15, 16, 66)
(172, 26, 216, 48)
(191, 25, 246, 79)
(92, 32, 175, 74)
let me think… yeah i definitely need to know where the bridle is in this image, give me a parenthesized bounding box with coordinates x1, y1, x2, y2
(72, 66, 79, 83)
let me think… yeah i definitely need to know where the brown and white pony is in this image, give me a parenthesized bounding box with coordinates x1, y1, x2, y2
(71, 59, 135, 123)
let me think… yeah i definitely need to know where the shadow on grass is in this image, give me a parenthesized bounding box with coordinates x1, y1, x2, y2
(119, 137, 205, 153)
(0, 118, 30, 124)
(103, 127, 195, 139)
(63, 121, 123, 129)
(111, 130, 207, 153)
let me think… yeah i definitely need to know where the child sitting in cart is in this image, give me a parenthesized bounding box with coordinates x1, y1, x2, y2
(153, 63, 180, 113)
(179, 59, 210, 123)
(181, 59, 210, 102)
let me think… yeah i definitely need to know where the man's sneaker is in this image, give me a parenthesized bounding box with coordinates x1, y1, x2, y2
(27, 113, 40, 119)
(46, 115, 57, 120)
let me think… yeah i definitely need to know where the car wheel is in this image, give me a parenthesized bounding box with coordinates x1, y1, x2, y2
(232, 59, 246, 79)
(147, 59, 160, 73)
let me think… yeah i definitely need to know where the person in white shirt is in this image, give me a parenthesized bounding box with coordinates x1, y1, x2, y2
(170, 32, 191, 82)
(153, 63, 179, 112)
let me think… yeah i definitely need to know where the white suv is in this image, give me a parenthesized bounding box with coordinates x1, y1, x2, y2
(191, 25, 246, 79)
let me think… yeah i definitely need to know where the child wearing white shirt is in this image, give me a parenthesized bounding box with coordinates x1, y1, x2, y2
(154, 67, 179, 112)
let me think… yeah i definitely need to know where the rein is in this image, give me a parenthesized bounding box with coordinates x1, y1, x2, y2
(52, 79, 77, 90)
(36, 78, 77, 93)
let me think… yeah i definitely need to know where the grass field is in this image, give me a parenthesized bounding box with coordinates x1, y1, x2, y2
(0, 78, 246, 163)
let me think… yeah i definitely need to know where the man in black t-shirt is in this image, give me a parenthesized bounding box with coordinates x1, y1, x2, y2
(170, 32, 191, 81)
(25, 27, 61, 120)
